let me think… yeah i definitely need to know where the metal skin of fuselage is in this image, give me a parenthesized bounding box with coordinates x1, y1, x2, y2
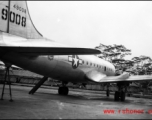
(0, 32, 115, 84)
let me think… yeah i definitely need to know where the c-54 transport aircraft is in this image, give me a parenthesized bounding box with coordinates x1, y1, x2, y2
(0, 1, 152, 102)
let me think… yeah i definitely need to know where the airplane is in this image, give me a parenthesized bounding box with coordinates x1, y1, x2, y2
(0, 0, 152, 102)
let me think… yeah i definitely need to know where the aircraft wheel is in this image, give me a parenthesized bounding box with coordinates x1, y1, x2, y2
(58, 87, 62, 95)
(63, 87, 69, 95)
(58, 86, 69, 95)
(106, 89, 110, 97)
(120, 92, 126, 101)
(114, 91, 120, 101)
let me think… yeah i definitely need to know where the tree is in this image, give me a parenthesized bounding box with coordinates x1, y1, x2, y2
(131, 55, 152, 75)
(131, 55, 152, 94)
(95, 43, 132, 73)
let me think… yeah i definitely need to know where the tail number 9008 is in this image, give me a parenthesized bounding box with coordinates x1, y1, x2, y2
(1, 8, 26, 27)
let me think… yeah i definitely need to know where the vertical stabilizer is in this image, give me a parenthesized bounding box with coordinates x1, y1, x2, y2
(0, 1, 43, 39)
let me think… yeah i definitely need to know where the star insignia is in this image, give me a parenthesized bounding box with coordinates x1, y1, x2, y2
(68, 55, 82, 69)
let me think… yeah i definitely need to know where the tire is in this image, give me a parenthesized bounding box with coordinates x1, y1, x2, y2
(62, 87, 69, 95)
(58, 87, 63, 95)
(114, 91, 120, 101)
(58, 87, 69, 95)
(120, 92, 126, 101)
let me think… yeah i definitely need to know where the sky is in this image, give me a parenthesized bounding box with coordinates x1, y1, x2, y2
(27, 1, 152, 60)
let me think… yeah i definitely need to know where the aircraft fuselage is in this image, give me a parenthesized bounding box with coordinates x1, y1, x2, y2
(0, 32, 115, 83)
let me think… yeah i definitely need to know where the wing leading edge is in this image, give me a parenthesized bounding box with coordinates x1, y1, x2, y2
(0, 46, 101, 55)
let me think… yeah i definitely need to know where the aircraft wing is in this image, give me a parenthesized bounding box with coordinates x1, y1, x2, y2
(86, 71, 152, 83)
(0, 46, 101, 55)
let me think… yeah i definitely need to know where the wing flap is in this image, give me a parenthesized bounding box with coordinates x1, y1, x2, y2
(0, 46, 101, 55)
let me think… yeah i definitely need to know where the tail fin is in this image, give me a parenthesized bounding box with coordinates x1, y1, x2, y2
(0, 1, 43, 39)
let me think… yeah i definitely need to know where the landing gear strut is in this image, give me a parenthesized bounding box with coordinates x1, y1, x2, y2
(106, 83, 110, 97)
(1, 65, 13, 102)
(58, 81, 69, 95)
(29, 76, 48, 94)
(114, 82, 129, 101)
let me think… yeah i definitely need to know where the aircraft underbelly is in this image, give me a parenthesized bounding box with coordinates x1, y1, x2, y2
(0, 52, 86, 83)
(53, 60, 85, 82)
